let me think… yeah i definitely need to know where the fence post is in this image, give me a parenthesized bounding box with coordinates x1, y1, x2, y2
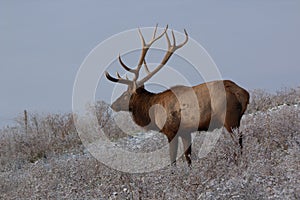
(24, 110, 28, 134)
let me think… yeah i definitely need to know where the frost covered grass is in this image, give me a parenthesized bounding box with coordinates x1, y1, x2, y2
(1, 88, 299, 199)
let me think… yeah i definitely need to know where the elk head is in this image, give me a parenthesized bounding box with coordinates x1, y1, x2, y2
(105, 25, 188, 112)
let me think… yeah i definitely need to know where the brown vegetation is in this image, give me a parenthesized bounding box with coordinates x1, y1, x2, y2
(1, 86, 299, 199)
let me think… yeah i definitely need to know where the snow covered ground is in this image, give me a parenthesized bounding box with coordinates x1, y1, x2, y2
(1, 102, 299, 199)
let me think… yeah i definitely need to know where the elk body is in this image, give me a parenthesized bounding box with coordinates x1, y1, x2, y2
(106, 25, 249, 166)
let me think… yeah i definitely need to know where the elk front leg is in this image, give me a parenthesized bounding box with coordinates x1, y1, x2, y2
(168, 135, 179, 166)
(181, 133, 192, 166)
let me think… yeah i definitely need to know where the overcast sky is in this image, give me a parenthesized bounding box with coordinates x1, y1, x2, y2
(1, 0, 299, 126)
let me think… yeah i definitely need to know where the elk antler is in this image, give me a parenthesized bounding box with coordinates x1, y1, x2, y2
(105, 71, 132, 85)
(105, 24, 168, 88)
(137, 29, 188, 86)
(105, 25, 188, 90)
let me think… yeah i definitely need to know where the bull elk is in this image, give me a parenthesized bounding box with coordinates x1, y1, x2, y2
(105, 25, 249, 166)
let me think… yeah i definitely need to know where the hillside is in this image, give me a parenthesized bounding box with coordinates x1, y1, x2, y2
(1, 88, 299, 199)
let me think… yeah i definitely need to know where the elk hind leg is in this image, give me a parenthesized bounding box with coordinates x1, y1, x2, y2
(168, 135, 179, 166)
(238, 128, 243, 154)
(181, 133, 192, 166)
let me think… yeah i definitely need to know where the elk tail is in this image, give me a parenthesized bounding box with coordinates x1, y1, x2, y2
(237, 89, 250, 116)
(224, 80, 250, 116)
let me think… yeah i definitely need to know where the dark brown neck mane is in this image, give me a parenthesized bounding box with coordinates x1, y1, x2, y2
(129, 87, 158, 130)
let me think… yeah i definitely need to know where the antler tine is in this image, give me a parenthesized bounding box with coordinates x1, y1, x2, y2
(105, 71, 132, 85)
(175, 29, 189, 49)
(134, 24, 168, 81)
(148, 24, 168, 47)
(118, 54, 133, 72)
(167, 29, 189, 50)
(137, 28, 189, 87)
(152, 23, 158, 40)
(165, 30, 171, 48)
(143, 59, 151, 74)
(116, 72, 122, 78)
(138, 28, 146, 47)
(171, 30, 176, 46)
(138, 25, 168, 50)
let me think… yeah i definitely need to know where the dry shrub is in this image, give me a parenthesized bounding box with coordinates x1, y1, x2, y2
(247, 87, 300, 113)
(0, 112, 82, 172)
(0, 101, 121, 171)
(86, 101, 126, 140)
(1, 87, 300, 199)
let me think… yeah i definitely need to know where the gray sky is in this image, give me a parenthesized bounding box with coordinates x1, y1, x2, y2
(1, 0, 300, 126)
